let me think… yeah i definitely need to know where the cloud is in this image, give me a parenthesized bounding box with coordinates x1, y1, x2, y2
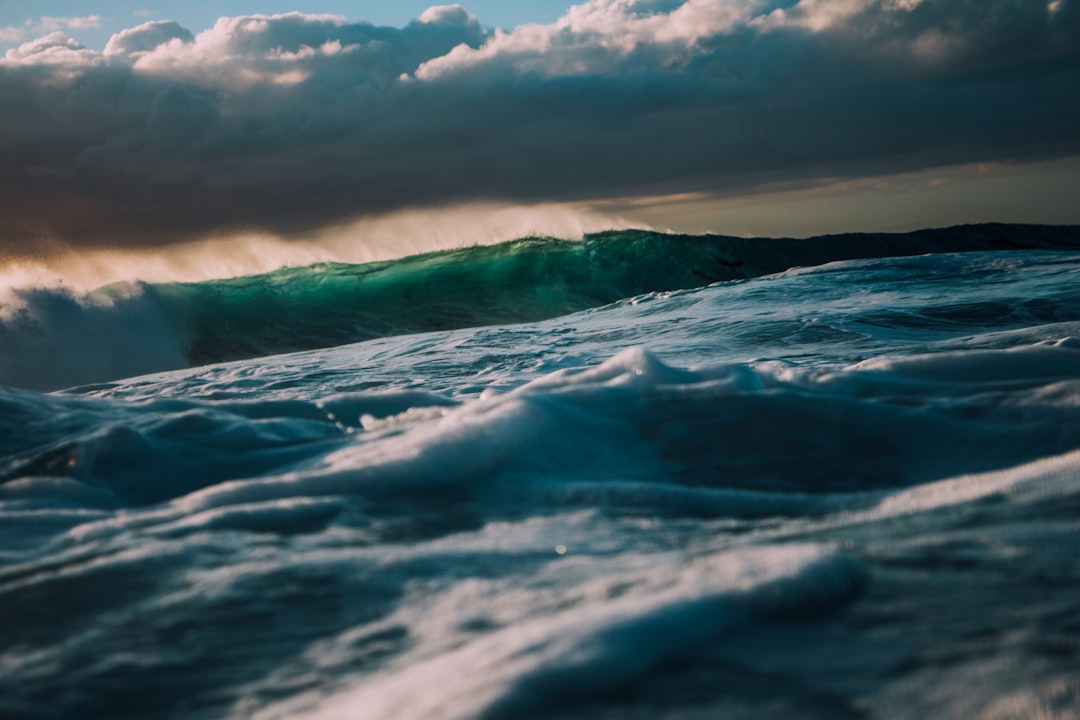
(0, 26, 27, 43)
(415, 0, 758, 79)
(104, 21, 195, 57)
(0, 0, 1077, 253)
(38, 15, 103, 31)
(3, 32, 102, 66)
(1, 15, 103, 46)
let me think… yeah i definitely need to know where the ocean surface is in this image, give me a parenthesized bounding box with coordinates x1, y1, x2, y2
(2, 223, 1080, 719)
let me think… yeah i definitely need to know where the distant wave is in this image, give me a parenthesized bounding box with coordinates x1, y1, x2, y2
(2, 223, 1078, 391)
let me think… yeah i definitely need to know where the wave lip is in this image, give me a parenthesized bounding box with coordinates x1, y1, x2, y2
(0, 284, 188, 392)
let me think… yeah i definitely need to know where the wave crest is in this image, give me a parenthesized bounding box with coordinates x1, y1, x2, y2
(2, 223, 1077, 391)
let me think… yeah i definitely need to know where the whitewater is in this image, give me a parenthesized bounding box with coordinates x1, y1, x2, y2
(2, 223, 1080, 719)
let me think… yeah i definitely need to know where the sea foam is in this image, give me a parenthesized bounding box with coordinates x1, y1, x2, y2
(2, 239, 1080, 720)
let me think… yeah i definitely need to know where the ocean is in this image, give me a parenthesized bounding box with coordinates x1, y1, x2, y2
(2, 223, 1080, 719)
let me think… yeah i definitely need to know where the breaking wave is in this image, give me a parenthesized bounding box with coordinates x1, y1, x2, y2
(3, 237, 1080, 719)
(2, 223, 1078, 390)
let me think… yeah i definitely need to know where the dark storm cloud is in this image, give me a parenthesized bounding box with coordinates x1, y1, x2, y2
(1, 0, 1078, 251)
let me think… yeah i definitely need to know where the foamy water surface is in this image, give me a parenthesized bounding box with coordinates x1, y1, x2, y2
(2, 237, 1080, 719)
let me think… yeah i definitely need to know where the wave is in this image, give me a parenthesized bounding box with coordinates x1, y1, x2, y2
(2, 222, 1078, 391)
(4, 341, 1079, 717)
(3, 246, 1080, 719)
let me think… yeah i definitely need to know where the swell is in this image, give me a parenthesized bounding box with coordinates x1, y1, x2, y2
(2, 222, 1078, 391)
(98, 222, 1080, 367)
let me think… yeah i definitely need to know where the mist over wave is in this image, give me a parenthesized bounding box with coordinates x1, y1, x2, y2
(0, 202, 630, 290)
(2, 222, 1078, 391)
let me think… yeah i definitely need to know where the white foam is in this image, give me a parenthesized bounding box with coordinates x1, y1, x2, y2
(871, 447, 1080, 519)
(849, 339, 1080, 385)
(293, 544, 864, 720)
(0, 284, 188, 391)
(102, 338, 1078, 523)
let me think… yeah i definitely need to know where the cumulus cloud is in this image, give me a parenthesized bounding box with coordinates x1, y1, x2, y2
(3, 32, 103, 66)
(416, 0, 758, 79)
(103, 20, 195, 57)
(0, 0, 1077, 252)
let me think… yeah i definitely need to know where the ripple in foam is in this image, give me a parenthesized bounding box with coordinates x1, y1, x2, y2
(289, 544, 866, 720)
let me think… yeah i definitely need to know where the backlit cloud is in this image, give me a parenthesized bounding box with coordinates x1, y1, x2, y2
(103, 20, 195, 57)
(0, 0, 1077, 253)
(3, 32, 103, 66)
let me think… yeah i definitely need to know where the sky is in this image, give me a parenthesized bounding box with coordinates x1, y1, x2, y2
(1, 0, 1078, 265)
(0, 1, 576, 48)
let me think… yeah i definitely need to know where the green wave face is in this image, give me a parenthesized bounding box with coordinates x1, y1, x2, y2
(142, 231, 726, 366)
(100, 224, 1080, 368)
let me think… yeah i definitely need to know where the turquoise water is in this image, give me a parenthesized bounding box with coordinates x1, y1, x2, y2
(4, 223, 1077, 391)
